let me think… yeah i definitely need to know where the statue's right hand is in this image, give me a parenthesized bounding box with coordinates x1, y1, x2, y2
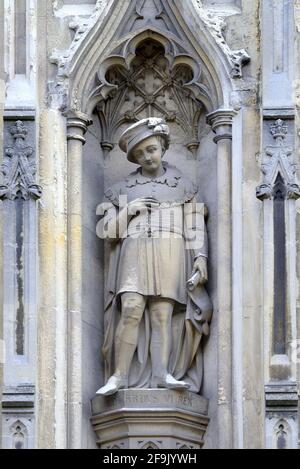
(127, 198, 159, 216)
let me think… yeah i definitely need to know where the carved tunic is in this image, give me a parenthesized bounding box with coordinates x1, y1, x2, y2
(105, 163, 207, 305)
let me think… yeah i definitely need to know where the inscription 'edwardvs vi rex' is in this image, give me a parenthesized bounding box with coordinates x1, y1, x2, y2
(96, 118, 212, 396)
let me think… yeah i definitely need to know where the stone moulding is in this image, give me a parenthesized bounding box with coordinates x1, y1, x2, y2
(2, 386, 35, 409)
(265, 383, 298, 449)
(256, 119, 300, 201)
(0, 120, 42, 201)
(2, 386, 35, 450)
(91, 389, 210, 449)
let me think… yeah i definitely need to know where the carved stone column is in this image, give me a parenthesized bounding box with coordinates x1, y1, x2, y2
(66, 113, 89, 449)
(207, 109, 236, 449)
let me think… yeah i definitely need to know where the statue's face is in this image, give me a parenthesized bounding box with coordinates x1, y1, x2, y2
(131, 136, 163, 172)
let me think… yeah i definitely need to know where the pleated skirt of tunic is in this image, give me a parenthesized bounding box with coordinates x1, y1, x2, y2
(116, 236, 188, 305)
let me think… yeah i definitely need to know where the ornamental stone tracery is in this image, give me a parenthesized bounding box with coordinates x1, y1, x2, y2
(95, 40, 207, 158)
(256, 119, 300, 201)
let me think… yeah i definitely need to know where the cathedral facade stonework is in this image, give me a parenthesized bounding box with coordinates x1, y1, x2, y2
(0, 0, 300, 449)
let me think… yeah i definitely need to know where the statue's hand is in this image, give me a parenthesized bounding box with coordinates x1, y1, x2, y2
(192, 256, 208, 285)
(127, 197, 159, 216)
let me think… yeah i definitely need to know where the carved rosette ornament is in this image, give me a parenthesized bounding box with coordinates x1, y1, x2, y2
(256, 119, 300, 201)
(0, 121, 42, 201)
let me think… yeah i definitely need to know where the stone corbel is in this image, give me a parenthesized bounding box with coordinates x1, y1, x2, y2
(256, 183, 274, 201)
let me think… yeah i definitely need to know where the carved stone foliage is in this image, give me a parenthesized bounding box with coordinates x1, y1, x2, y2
(49, 0, 250, 115)
(0, 121, 42, 201)
(192, 0, 250, 78)
(50, 0, 111, 77)
(50, 0, 249, 82)
(256, 120, 300, 201)
(95, 40, 207, 158)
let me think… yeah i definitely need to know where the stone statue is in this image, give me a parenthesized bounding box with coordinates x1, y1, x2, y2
(96, 118, 212, 396)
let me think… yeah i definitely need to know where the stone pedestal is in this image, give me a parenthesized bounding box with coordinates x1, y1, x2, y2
(91, 389, 209, 450)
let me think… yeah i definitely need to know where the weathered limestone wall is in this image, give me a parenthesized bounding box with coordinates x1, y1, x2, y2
(239, 2, 263, 450)
(261, 0, 299, 449)
(2, 0, 39, 449)
(0, 0, 5, 448)
(295, 0, 300, 449)
(35, 0, 69, 450)
(200, 0, 264, 449)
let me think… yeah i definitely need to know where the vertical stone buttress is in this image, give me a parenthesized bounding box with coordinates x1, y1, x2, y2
(258, 0, 299, 449)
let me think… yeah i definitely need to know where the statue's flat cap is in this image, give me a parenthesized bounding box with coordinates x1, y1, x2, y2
(119, 118, 170, 163)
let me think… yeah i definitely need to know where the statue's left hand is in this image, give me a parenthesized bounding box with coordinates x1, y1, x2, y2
(192, 257, 208, 285)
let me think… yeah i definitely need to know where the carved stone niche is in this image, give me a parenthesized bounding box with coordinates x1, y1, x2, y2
(87, 34, 213, 451)
(92, 37, 211, 160)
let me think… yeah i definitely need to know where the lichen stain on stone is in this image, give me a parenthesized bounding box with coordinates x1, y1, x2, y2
(57, 233, 67, 245)
(15, 198, 25, 356)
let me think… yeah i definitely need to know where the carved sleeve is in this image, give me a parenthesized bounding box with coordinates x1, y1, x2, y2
(183, 177, 198, 203)
(184, 197, 208, 259)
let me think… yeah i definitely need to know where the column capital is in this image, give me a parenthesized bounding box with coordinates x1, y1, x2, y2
(207, 109, 236, 143)
(66, 111, 92, 144)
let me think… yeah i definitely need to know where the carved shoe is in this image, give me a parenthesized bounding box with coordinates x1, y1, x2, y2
(96, 375, 126, 396)
(157, 374, 190, 391)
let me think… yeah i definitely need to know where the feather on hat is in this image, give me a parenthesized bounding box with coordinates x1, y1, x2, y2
(119, 118, 170, 163)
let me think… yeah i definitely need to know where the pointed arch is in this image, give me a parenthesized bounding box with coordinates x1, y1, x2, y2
(72, 22, 225, 117)
(10, 420, 28, 449)
(50, 0, 250, 117)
